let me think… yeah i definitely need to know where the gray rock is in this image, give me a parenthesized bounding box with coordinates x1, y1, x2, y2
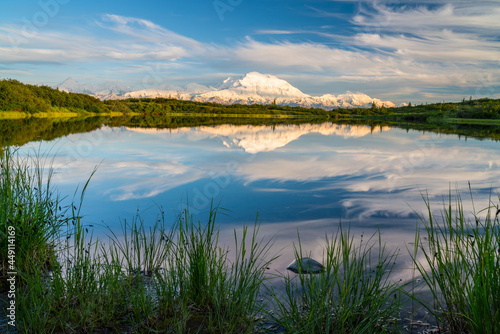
(286, 257, 325, 274)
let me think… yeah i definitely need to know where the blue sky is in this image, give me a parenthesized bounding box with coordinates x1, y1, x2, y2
(1, 0, 499, 104)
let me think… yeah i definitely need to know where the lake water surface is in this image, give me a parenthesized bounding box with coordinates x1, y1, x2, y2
(16, 121, 500, 275)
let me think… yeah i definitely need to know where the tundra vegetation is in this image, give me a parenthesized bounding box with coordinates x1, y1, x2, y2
(1, 148, 499, 333)
(2, 78, 500, 123)
(2, 79, 500, 150)
(3, 79, 500, 156)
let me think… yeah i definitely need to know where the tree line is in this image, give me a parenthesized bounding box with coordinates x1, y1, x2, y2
(0, 79, 108, 113)
(2, 79, 500, 121)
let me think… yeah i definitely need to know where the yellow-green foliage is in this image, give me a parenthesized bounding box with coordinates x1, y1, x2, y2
(0, 79, 51, 113)
(0, 79, 108, 114)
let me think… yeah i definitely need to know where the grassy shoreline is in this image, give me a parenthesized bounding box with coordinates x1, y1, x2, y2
(1, 149, 499, 333)
(0, 110, 133, 120)
(2, 79, 500, 144)
(441, 118, 500, 125)
(2, 78, 500, 124)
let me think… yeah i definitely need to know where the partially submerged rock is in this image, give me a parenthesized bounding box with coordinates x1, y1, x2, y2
(286, 257, 325, 274)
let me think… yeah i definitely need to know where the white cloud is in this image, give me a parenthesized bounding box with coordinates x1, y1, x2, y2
(353, 3, 500, 30)
(98, 14, 203, 52)
(41, 124, 500, 223)
(0, 14, 194, 64)
(355, 30, 500, 62)
(350, 2, 500, 65)
(217, 2, 500, 93)
(255, 29, 298, 35)
(229, 38, 402, 75)
(1, 3, 499, 102)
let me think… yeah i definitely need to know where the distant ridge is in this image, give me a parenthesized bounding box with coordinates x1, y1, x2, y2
(57, 72, 395, 110)
(58, 78, 132, 100)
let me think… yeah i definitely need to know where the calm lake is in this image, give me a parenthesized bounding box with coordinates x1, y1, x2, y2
(10, 119, 500, 276)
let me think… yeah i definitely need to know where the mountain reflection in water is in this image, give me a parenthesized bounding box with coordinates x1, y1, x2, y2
(124, 123, 391, 153)
(14, 121, 500, 277)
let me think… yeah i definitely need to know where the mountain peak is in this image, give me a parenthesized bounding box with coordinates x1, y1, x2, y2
(57, 77, 92, 94)
(243, 71, 274, 80)
(217, 71, 308, 98)
(55, 72, 395, 109)
(60, 77, 76, 85)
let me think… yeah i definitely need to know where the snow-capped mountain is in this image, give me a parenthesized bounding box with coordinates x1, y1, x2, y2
(216, 72, 308, 98)
(58, 78, 97, 95)
(122, 83, 191, 100)
(299, 92, 395, 110)
(57, 78, 131, 100)
(56, 72, 395, 109)
(94, 84, 133, 100)
(190, 72, 314, 106)
(184, 83, 214, 94)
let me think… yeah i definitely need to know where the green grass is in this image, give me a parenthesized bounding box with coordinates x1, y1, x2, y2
(0, 112, 31, 119)
(1, 149, 278, 332)
(2, 148, 500, 333)
(0, 110, 129, 120)
(0, 148, 68, 290)
(103, 208, 174, 277)
(410, 190, 500, 333)
(150, 206, 277, 333)
(13, 206, 278, 332)
(443, 118, 500, 125)
(269, 228, 403, 333)
(16, 217, 134, 332)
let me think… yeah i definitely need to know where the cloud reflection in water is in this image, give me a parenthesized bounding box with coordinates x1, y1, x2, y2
(21, 123, 500, 255)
